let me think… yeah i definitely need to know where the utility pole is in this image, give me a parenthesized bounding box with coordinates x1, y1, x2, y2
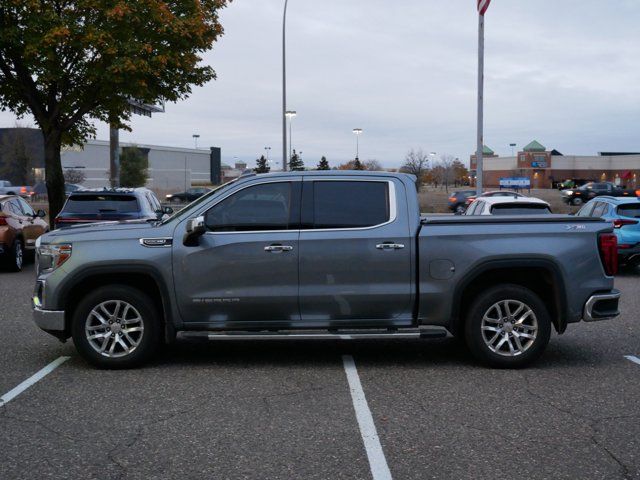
(282, 0, 289, 171)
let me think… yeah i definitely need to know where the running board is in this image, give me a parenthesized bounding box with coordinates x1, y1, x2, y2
(178, 327, 448, 341)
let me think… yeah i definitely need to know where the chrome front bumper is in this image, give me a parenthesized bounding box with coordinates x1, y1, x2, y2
(33, 303, 65, 331)
(583, 290, 621, 322)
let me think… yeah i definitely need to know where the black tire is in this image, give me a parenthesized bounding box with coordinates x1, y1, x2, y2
(464, 284, 551, 368)
(571, 198, 583, 206)
(5, 238, 24, 272)
(72, 285, 161, 369)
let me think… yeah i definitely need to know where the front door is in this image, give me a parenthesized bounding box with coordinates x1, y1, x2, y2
(173, 180, 301, 328)
(298, 177, 413, 326)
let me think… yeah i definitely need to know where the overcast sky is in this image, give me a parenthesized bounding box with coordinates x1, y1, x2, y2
(1, 0, 639, 169)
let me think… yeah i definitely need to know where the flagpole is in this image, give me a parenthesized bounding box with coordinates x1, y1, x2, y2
(476, 12, 485, 196)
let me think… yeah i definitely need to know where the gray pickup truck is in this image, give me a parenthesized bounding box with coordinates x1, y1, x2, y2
(32, 171, 621, 369)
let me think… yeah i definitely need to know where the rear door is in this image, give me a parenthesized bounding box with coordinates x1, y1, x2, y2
(298, 176, 413, 325)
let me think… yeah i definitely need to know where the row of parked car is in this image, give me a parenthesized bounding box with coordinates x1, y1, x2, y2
(448, 188, 640, 268)
(0, 185, 214, 272)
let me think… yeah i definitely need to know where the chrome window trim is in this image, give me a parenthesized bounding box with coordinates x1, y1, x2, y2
(201, 178, 398, 235)
(301, 179, 397, 232)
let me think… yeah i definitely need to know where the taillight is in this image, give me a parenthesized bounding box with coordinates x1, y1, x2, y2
(448, 197, 456, 203)
(598, 233, 618, 276)
(20, 186, 27, 193)
(613, 219, 638, 229)
(0, 216, 7, 226)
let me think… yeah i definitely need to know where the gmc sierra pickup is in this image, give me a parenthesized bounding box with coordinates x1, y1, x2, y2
(32, 171, 621, 369)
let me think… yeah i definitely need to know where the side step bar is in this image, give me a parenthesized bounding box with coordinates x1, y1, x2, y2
(179, 327, 448, 341)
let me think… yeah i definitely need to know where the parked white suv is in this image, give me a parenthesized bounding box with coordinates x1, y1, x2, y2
(466, 196, 552, 216)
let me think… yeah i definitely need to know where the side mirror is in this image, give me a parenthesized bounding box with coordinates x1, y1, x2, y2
(183, 216, 206, 246)
(163, 206, 174, 215)
(36, 209, 46, 218)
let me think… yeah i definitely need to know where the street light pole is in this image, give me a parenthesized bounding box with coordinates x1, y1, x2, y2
(286, 110, 297, 163)
(352, 128, 363, 160)
(282, 0, 289, 171)
(510, 143, 516, 157)
(264, 146, 271, 162)
(192, 134, 200, 149)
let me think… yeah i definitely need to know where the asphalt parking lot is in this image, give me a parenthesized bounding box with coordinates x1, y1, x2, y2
(1, 264, 639, 480)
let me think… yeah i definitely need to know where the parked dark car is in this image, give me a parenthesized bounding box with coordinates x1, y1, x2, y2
(166, 187, 212, 204)
(0, 195, 48, 271)
(448, 190, 476, 214)
(54, 188, 172, 229)
(561, 182, 638, 206)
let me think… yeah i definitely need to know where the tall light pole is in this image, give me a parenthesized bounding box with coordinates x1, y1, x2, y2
(282, 0, 290, 171)
(192, 134, 200, 149)
(510, 143, 516, 157)
(286, 110, 297, 163)
(264, 146, 271, 161)
(352, 128, 363, 160)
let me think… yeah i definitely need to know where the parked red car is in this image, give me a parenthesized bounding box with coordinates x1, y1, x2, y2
(0, 195, 48, 271)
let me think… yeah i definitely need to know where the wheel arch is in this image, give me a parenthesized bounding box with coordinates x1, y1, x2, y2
(59, 264, 175, 343)
(450, 258, 568, 337)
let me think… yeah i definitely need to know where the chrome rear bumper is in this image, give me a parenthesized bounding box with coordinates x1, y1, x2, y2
(583, 290, 621, 322)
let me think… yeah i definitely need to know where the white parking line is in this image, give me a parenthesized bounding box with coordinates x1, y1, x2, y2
(0, 356, 70, 407)
(625, 355, 640, 366)
(342, 355, 392, 480)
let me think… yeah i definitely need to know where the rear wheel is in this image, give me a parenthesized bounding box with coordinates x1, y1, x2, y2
(72, 285, 161, 369)
(5, 238, 23, 272)
(464, 284, 551, 368)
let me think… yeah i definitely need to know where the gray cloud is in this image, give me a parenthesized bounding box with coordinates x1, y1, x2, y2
(1, 0, 638, 168)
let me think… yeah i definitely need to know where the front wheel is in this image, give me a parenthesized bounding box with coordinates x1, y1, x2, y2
(464, 284, 551, 368)
(72, 285, 161, 369)
(571, 198, 583, 206)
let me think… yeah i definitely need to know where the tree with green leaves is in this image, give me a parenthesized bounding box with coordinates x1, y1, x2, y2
(0, 0, 229, 225)
(254, 155, 270, 174)
(119, 147, 148, 187)
(289, 150, 304, 171)
(317, 156, 330, 170)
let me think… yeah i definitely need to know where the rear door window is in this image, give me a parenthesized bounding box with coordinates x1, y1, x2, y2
(491, 204, 551, 215)
(617, 204, 640, 218)
(577, 203, 596, 217)
(591, 202, 608, 217)
(64, 195, 140, 214)
(307, 181, 390, 229)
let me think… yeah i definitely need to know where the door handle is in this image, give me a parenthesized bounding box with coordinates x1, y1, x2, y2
(376, 243, 405, 250)
(264, 244, 294, 252)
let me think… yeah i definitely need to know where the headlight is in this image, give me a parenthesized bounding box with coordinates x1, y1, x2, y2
(566, 191, 574, 195)
(37, 243, 72, 273)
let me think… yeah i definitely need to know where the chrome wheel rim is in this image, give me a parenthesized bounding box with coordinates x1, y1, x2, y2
(481, 299, 538, 357)
(15, 241, 22, 269)
(85, 300, 144, 358)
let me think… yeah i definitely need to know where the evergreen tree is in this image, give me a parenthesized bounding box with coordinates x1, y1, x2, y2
(353, 157, 365, 170)
(254, 155, 270, 173)
(317, 156, 330, 170)
(119, 147, 148, 188)
(289, 150, 305, 171)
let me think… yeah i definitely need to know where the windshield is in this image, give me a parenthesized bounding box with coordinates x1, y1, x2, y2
(161, 179, 240, 224)
(579, 183, 594, 190)
(617, 204, 640, 218)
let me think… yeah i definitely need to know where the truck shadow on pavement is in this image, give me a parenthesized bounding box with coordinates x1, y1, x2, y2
(142, 336, 611, 371)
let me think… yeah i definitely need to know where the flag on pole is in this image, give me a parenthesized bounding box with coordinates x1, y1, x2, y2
(477, 0, 491, 16)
